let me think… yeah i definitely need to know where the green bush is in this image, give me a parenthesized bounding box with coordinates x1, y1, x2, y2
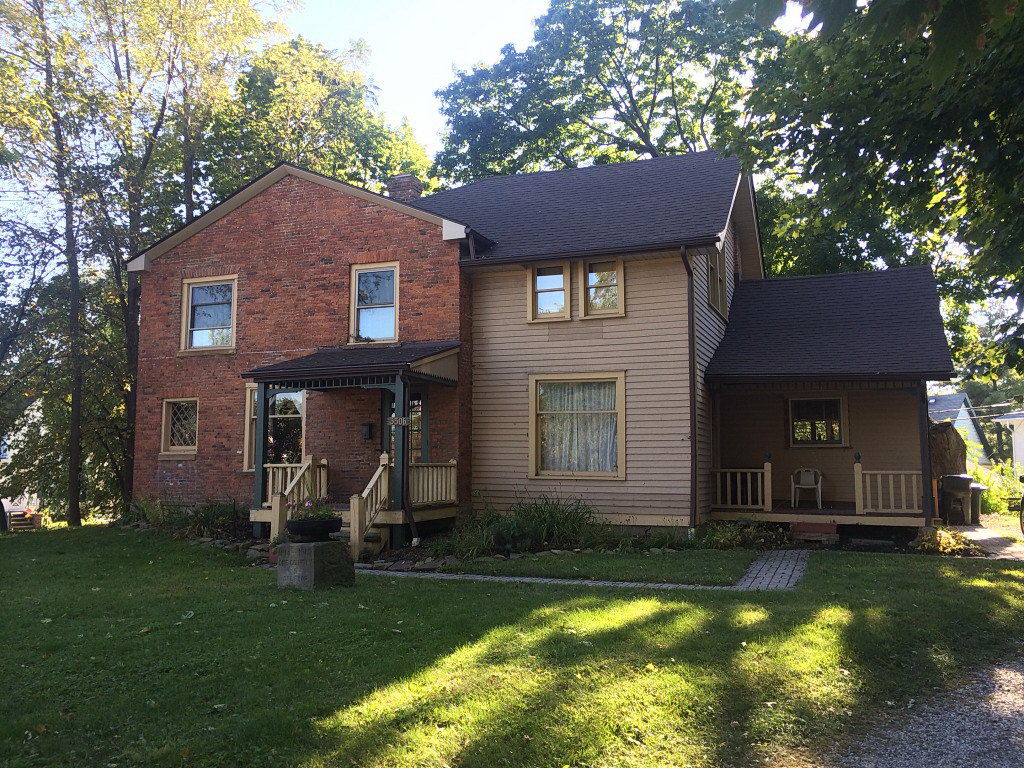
(911, 526, 984, 556)
(124, 497, 247, 538)
(692, 520, 790, 550)
(970, 461, 1024, 516)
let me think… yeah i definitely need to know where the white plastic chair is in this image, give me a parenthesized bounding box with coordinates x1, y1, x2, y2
(791, 468, 823, 509)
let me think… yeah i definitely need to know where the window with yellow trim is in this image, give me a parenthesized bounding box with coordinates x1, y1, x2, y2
(162, 399, 198, 453)
(707, 249, 727, 316)
(527, 262, 570, 321)
(580, 259, 624, 317)
(182, 276, 236, 350)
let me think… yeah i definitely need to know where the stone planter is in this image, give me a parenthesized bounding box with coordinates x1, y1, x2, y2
(285, 518, 341, 543)
(277, 541, 354, 589)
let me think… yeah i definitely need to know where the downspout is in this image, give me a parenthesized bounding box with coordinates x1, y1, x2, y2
(681, 248, 699, 528)
(917, 381, 935, 528)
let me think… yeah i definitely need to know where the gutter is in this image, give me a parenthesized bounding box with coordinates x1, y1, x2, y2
(460, 235, 721, 269)
(680, 247, 699, 528)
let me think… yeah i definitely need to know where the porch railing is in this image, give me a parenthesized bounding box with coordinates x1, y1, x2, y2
(267, 455, 329, 539)
(711, 462, 772, 511)
(348, 453, 391, 560)
(409, 460, 457, 506)
(855, 464, 922, 514)
(264, 463, 304, 504)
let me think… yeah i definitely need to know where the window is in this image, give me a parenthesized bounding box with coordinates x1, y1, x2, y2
(243, 388, 305, 468)
(181, 276, 236, 350)
(387, 392, 425, 463)
(529, 373, 626, 478)
(351, 263, 398, 341)
(707, 249, 727, 316)
(161, 399, 198, 454)
(527, 262, 570, 322)
(579, 258, 624, 317)
(790, 398, 844, 446)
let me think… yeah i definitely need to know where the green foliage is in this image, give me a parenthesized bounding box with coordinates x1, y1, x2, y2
(970, 461, 1024, 517)
(434, 0, 782, 182)
(123, 497, 247, 538)
(287, 497, 337, 522)
(692, 520, 790, 550)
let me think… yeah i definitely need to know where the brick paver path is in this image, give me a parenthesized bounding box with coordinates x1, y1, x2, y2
(355, 549, 809, 592)
(950, 524, 1024, 561)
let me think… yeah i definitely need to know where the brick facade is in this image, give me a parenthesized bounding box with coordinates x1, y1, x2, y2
(133, 174, 469, 508)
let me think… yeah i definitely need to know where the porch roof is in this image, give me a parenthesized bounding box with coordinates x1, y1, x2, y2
(706, 266, 954, 383)
(242, 340, 460, 385)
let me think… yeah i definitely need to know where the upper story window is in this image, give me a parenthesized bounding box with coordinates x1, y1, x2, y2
(580, 258, 624, 318)
(790, 397, 844, 446)
(182, 276, 236, 351)
(162, 398, 198, 454)
(527, 261, 570, 322)
(351, 263, 398, 342)
(708, 249, 727, 317)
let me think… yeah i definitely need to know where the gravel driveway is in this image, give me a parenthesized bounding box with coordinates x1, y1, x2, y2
(827, 657, 1024, 767)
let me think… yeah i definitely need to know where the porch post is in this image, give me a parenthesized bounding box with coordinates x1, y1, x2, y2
(253, 382, 269, 511)
(390, 375, 408, 512)
(917, 381, 935, 526)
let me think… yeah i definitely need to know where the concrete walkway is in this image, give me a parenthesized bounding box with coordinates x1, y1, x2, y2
(950, 524, 1024, 561)
(356, 548, 810, 592)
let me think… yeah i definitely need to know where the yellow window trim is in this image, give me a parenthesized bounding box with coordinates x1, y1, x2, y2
(528, 371, 626, 480)
(525, 261, 571, 323)
(243, 385, 307, 471)
(577, 258, 625, 319)
(180, 274, 238, 352)
(349, 261, 400, 344)
(161, 398, 199, 454)
(787, 394, 850, 449)
(707, 249, 727, 319)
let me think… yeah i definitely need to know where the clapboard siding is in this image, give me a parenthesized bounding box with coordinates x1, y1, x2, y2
(471, 254, 693, 525)
(691, 220, 738, 522)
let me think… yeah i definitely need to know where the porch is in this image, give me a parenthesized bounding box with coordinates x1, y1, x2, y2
(241, 341, 464, 556)
(707, 380, 935, 529)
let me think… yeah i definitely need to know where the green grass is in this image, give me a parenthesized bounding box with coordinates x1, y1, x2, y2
(441, 549, 758, 584)
(2, 527, 1024, 767)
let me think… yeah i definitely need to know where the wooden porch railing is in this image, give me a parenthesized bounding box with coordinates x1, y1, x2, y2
(348, 453, 391, 560)
(711, 461, 772, 511)
(409, 460, 457, 506)
(264, 463, 304, 505)
(267, 456, 328, 539)
(855, 463, 922, 514)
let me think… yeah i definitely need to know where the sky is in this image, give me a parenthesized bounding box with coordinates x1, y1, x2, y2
(282, 0, 551, 154)
(282, 0, 809, 155)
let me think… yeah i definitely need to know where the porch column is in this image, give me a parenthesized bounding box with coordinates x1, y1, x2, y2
(390, 374, 409, 512)
(253, 382, 269, 510)
(917, 382, 935, 526)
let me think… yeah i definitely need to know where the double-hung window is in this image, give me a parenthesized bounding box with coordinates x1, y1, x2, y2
(182, 276, 236, 350)
(529, 373, 626, 478)
(580, 258, 624, 317)
(707, 249, 727, 316)
(527, 262, 570, 321)
(351, 263, 398, 342)
(243, 388, 305, 469)
(161, 399, 198, 455)
(789, 398, 844, 446)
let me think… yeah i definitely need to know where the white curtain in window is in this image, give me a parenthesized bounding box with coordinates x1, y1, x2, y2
(538, 381, 617, 472)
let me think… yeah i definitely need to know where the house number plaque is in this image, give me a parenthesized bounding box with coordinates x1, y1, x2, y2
(387, 416, 412, 427)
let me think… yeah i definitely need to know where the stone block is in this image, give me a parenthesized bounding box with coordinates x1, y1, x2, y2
(277, 541, 354, 590)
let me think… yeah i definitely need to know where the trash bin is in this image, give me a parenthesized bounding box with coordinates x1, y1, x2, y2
(940, 474, 974, 524)
(969, 483, 986, 525)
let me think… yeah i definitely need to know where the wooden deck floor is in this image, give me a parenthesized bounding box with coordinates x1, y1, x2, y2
(711, 500, 927, 527)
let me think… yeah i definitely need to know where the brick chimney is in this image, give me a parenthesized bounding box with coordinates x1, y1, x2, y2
(386, 173, 423, 201)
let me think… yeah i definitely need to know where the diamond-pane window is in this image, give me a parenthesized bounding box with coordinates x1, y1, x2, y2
(166, 400, 197, 450)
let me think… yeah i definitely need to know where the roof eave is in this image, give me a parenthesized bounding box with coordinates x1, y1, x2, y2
(707, 370, 955, 384)
(459, 234, 721, 267)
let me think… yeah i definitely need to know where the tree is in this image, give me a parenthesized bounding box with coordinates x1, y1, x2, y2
(205, 38, 430, 197)
(434, 0, 783, 182)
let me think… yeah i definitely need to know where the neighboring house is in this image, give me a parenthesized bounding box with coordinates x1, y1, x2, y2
(994, 411, 1024, 469)
(128, 152, 954, 550)
(928, 392, 992, 465)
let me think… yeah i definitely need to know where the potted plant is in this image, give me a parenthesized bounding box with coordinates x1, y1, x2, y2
(285, 498, 341, 542)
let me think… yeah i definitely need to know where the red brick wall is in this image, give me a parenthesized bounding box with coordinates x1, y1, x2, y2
(133, 174, 468, 507)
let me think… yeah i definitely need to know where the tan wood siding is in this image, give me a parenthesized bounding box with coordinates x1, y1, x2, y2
(470, 254, 693, 525)
(691, 221, 738, 522)
(717, 381, 922, 502)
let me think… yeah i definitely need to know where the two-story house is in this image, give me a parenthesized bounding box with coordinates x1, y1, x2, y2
(129, 151, 954, 553)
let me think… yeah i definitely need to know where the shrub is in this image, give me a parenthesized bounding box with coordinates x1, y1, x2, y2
(970, 461, 1024, 517)
(911, 526, 985, 556)
(124, 498, 247, 539)
(692, 520, 790, 550)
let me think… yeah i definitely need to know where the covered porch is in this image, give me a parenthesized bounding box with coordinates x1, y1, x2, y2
(242, 341, 463, 556)
(707, 380, 935, 528)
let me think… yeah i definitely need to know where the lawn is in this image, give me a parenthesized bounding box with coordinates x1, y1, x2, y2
(441, 549, 757, 584)
(3, 528, 1024, 768)
(982, 512, 1024, 544)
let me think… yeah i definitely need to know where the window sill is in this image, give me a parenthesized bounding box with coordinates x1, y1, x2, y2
(787, 443, 849, 449)
(158, 452, 196, 461)
(177, 346, 235, 357)
(528, 471, 626, 481)
(347, 339, 398, 346)
(526, 316, 571, 324)
(708, 303, 728, 323)
(579, 310, 626, 321)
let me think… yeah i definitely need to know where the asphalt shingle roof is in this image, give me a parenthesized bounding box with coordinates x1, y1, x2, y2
(243, 340, 460, 382)
(706, 266, 954, 382)
(413, 151, 741, 263)
(928, 392, 969, 420)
